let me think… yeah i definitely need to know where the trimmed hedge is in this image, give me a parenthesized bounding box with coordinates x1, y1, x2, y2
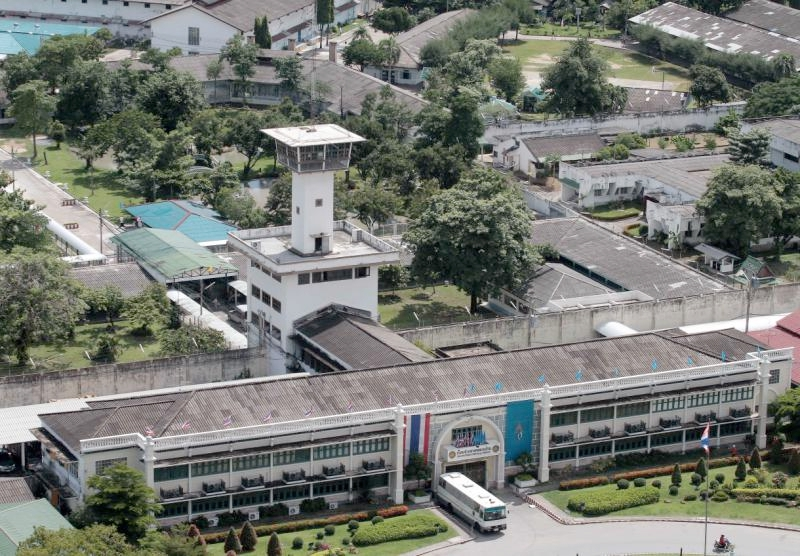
(351, 513, 448, 546)
(731, 488, 800, 501)
(202, 505, 409, 544)
(567, 486, 660, 516)
(559, 476, 610, 490)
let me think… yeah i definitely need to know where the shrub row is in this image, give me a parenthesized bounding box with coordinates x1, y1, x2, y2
(351, 513, 447, 546)
(608, 456, 742, 483)
(202, 505, 409, 544)
(731, 488, 800, 501)
(567, 486, 660, 516)
(559, 476, 610, 490)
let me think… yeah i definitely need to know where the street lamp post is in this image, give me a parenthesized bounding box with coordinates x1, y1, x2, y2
(199, 279, 215, 316)
(744, 271, 761, 333)
(98, 209, 107, 255)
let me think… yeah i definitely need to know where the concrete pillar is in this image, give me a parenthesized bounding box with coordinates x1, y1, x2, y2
(392, 408, 405, 503)
(143, 436, 156, 489)
(756, 358, 769, 449)
(538, 387, 552, 483)
(288, 38, 296, 52)
(329, 41, 338, 63)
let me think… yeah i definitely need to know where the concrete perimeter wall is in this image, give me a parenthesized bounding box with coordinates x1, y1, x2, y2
(399, 283, 800, 351)
(483, 103, 745, 143)
(0, 348, 266, 408)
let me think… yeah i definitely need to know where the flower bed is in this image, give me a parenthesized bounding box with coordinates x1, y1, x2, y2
(350, 512, 448, 546)
(567, 486, 660, 516)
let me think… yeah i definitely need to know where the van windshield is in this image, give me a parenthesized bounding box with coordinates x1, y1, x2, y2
(482, 506, 506, 521)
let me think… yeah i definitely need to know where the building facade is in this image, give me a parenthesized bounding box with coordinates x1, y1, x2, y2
(34, 333, 792, 525)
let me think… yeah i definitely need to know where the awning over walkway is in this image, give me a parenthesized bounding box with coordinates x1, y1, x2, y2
(111, 228, 237, 284)
(229, 279, 248, 296)
(0, 399, 91, 445)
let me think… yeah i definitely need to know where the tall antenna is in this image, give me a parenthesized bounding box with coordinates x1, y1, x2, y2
(310, 2, 317, 121)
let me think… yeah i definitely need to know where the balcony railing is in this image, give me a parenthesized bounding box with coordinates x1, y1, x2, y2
(241, 475, 265, 490)
(551, 432, 575, 445)
(730, 406, 751, 419)
(282, 470, 306, 484)
(362, 458, 386, 472)
(659, 417, 681, 429)
(694, 411, 716, 423)
(323, 464, 346, 477)
(160, 486, 185, 500)
(202, 480, 226, 494)
(624, 421, 647, 435)
(588, 426, 611, 439)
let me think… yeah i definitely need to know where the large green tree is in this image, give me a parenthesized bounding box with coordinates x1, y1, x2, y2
(8, 80, 56, 159)
(18, 525, 137, 556)
(0, 250, 85, 365)
(0, 190, 51, 253)
(773, 169, 800, 256)
(689, 64, 732, 108)
(85, 463, 162, 544)
(274, 56, 305, 99)
(343, 38, 381, 71)
(488, 55, 525, 102)
(696, 164, 783, 257)
(135, 69, 206, 132)
(220, 35, 258, 104)
(35, 34, 104, 90)
(159, 323, 228, 356)
(254, 16, 272, 49)
(727, 127, 770, 165)
(1, 51, 39, 93)
(372, 7, 416, 33)
(744, 75, 800, 118)
(415, 86, 485, 163)
(56, 60, 111, 129)
(405, 167, 537, 313)
(541, 38, 627, 116)
(123, 283, 171, 337)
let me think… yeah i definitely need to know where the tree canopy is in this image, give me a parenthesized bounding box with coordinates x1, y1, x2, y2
(541, 38, 627, 116)
(0, 190, 51, 253)
(771, 387, 800, 441)
(727, 127, 770, 165)
(689, 64, 732, 108)
(405, 167, 538, 312)
(696, 164, 783, 257)
(18, 525, 138, 556)
(9, 80, 56, 159)
(744, 75, 800, 118)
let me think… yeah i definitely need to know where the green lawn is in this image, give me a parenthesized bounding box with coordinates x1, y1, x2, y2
(588, 201, 642, 221)
(205, 510, 456, 556)
(503, 40, 691, 91)
(4, 320, 162, 373)
(757, 251, 800, 283)
(378, 285, 476, 330)
(542, 464, 800, 526)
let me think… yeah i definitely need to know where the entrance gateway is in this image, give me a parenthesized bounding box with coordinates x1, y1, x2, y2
(445, 461, 486, 487)
(432, 415, 506, 489)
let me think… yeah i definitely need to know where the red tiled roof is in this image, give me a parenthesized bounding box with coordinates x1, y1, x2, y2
(777, 309, 800, 337)
(748, 327, 800, 385)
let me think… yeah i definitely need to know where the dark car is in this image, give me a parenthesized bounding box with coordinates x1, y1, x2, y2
(0, 450, 16, 473)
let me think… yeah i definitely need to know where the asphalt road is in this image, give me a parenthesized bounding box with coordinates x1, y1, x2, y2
(427, 492, 800, 556)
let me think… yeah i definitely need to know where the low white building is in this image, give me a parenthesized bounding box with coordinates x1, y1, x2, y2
(645, 201, 704, 246)
(745, 118, 800, 172)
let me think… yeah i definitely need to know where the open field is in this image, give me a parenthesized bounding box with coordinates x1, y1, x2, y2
(503, 40, 691, 91)
(542, 463, 800, 526)
(378, 285, 476, 330)
(205, 510, 456, 556)
(520, 21, 622, 40)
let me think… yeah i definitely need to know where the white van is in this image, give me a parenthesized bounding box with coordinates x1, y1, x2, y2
(228, 304, 247, 326)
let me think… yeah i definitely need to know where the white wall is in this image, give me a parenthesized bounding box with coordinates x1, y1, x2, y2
(291, 172, 335, 255)
(646, 201, 704, 245)
(364, 66, 424, 87)
(8, 0, 168, 22)
(150, 8, 237, 55)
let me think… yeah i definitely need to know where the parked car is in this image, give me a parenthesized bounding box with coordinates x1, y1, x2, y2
(0, 450, 16, 473)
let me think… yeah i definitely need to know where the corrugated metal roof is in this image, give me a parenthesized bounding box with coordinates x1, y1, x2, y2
(726, 0, 800, 41)
(39, 331, 760, 453)
(125, 201, 236, 244)
(748, 327, 800, 384)
(110, 229, 238, 283)
(0, 499, 73, 547)
(522, 134, 606, 161)
(0, 479, 34, 504)
(511, 262, 612, 306)
(70, 262, 154, 298)
(296, 307, 432, 369)
(0, 399, 90, 445)
(777, 309, 800, 337)
(531, 218, 728, 299)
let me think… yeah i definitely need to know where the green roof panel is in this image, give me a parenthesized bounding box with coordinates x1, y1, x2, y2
(0, 499, 73, 551)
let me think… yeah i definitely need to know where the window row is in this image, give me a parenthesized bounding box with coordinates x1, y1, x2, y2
(313, 443, 350, 460)
(722, 386, 754, 403)
(687, 392, 720, 408)
(298, 267, 370, 285)
(251, 262, 282, 282)
(95, 458, 126, 476)
(353, 438, 390, 455)
(274, 448, 310, 466)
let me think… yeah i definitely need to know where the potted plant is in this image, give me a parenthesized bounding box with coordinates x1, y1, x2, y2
(513, 452, 538, 488)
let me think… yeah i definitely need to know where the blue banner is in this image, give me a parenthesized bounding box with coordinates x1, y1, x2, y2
(505, 400, 534, 462)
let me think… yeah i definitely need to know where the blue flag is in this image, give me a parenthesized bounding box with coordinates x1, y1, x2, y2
(612, 368, 621, 377)
(469, 383, 476, 394)
(494, 382, 503, 393)
(575, 370, 583, 381)
(651, 359, 658, 371)
(687, 356, 694, 366)
(721, 351, 727, 362)
(537, 374, 545, 383)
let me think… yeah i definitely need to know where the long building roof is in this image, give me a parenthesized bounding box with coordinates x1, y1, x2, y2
(38, 329, 764, 453)
(725, 0, 800, 41)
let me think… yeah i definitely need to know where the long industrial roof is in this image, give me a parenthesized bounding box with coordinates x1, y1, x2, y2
(110, 228, 238, 283)
(726, 0, 800, 41)
(38, 329, 765, 452)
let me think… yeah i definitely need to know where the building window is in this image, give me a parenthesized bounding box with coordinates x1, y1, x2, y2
(191, 495, 228, 513)
(162, 502, 188, 517)
(188, 27, 200, 46)
(298, 273, 310, 285)
(166, 4, 172, 8)
(721, 386, 754, 403)
(616, 402, 649, 418)
(353, 437, 390, 455)
(784, 152, 799, 163)
(154, 465, 189, 482)
(273, 448, 310, 466)
(451, 426, 483, 443)
(271, 326, 281, 341)
(402, 70, 410, 79)
(296, 206, 300, 215)
(232, 490, 270, 507)
(260, 290, 271, 305)
(578, 442, 611, 457)
(549, 447, 574, 462)
(581, 407, 614, 423)
(315, 198, 323, 207)
(769, 369, 780, 384)
(355, 267, 370, 278)
(274, 485, 310, 501)
(719, 420, 749, 437)
(315, 479, 349, 494)
(82, 0, 87, 3)
(272, 298, 281, 313)
(550, 411, 577, 427)
(687, 391, 720, 408)
(232, 454, 269, 472)
(95, 458, 126, 475)
(191, 460, 230, 477)
(102, 0, 108, 3)
(653, 396, 685, 412)
(123, 1, 129, 5)
(651, 431, 683, 446)
(615, 436, 647, 452)
(313, 443, 350, 460)
(354, 473, 389, 489)
(312, 269, 353, 283)
(252, 285, 261, 298)
(144, 2, 150, 6)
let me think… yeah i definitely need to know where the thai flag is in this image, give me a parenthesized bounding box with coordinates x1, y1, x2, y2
(347, 401, 354, 413)
(180, 421, 191, 431)
(700, 423, 710, 454)
(304, 408, 313, 418)
(223, 415, 233, 428)
(403, 413, 431, 465)
(144, 426, 154, 437)
(262, 411, 273, 423)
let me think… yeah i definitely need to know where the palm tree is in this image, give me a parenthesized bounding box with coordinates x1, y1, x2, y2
(378, 36, 401, 84)
(772, 54, 795, 81)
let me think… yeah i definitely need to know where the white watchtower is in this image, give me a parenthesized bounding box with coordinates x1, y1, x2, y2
(228, 124, 400, 365)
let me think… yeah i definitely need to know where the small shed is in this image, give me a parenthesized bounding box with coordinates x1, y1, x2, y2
(695, 243, 740, 273)
(735, 255, 777, 285)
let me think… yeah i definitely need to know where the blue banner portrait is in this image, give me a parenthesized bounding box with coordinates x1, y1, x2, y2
(505, 400, 534, 462)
